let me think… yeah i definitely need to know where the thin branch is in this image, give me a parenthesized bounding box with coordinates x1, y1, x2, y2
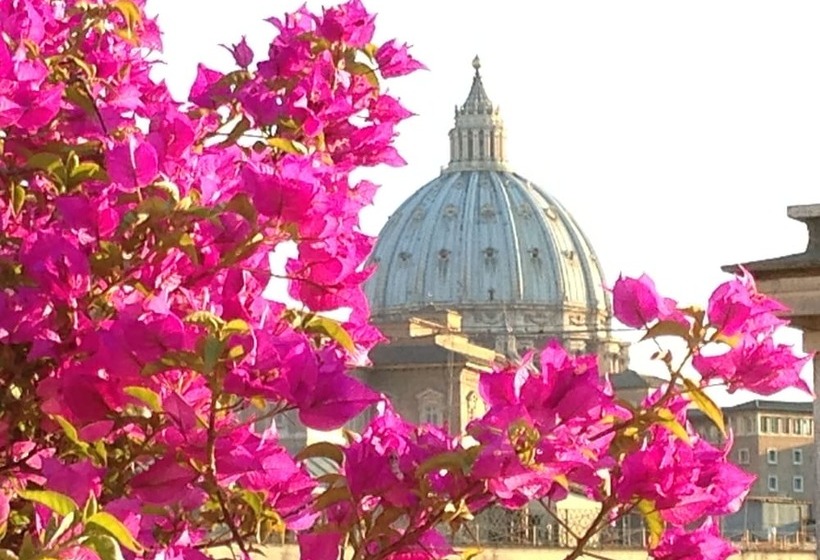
(538, 499, 580, 541)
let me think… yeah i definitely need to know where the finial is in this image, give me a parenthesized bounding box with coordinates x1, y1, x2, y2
(472, 55, 481, 75)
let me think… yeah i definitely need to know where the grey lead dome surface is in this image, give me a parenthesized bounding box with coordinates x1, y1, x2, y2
(365, 58, 615, 354)
(367, 170, 608, 313)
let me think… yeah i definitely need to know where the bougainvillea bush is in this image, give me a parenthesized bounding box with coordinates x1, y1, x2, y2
(0, 1, 811, 560)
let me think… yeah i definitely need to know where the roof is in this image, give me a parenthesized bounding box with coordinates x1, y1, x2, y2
(610, 369, 665, 390)
(723, 400, 814, 414)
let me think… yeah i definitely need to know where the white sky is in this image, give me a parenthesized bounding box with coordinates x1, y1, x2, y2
(146, 0, 820, 403)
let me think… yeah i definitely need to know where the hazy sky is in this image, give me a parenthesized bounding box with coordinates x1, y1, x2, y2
(145, 1, 820, 402)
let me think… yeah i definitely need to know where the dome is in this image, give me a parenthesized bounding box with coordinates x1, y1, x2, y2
(365, 58, 618, 356)
(366, 170, 609, 314)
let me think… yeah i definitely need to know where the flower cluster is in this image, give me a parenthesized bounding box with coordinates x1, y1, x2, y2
(0, 0, 420, 558)
(611, 273, 812, 558)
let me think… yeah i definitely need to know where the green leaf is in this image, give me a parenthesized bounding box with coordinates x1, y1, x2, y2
(28, 152, 67, 187)
(304, 315, 355, 352)
(11, 183, 25, 216)
(684, 378, 726, 436)
(416, 451, 468, 476)
(46, 511, 76, 547)
(86, 512, 143, 553)
(347, 61, 379, 88)
(641, 320, 692, 343)
(636, 498, 664, 548)
(70, 161, 105, 186)
(82, 535, 124, 560)
(314, 486, 351, 510)
(240, 490, 264, 516)
(296, 442, 345, 465)
(123, 386, 162, 413)
(202, 335, 224, 375)
(18, 490, 79, 517)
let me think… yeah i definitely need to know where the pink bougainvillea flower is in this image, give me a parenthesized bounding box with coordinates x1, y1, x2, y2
(652, 518, 736, 560)
(224, 36, 254, 69)
(615, 409, 756, 525)
(612, 274, 684, 328)
(375, 40, 426, 78)
(707, 268, 787, 336)
(693, 334, 812, 396)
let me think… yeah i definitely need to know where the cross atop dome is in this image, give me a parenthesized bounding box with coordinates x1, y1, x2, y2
(447, 57, 508, 172)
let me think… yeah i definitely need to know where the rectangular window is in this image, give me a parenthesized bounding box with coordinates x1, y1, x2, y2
(761, 416, 771, 434)
(783, 418, 791, 435)
(795, 419, 804, 435)
(768, 475, 779, 492)
(738, 449, 750, 465)
(772, 417, 781, 434)
(794, 476, 804, 493)
(794, 449, 803, 465)
(767, 449, 778, 465)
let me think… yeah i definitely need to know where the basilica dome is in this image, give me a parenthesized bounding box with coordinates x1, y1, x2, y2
(365, 58, 622, 363)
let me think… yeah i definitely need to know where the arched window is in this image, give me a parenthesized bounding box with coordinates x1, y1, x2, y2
(417, 389, 445, 426)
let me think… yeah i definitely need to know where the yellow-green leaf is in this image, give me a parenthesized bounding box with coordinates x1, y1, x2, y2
(123, 386, 162, 413)
(684, 378, 726, 436)
(184, 311, 225, 332)
(304, 315, 355, 352)
(19, 490, 78, 517)
(86, 512, 143, 553)
(655, 408, 691, 444)
(636, 498, 664, 548)
(11, 183, 25, 216)
(416, 451, 468, 476)
(641, 320, 692, 343)
(222, 319, 250, 338)
(267, 137, 307, 154)
(51, 414, 88, 450)
(296, 442, 345, 465)
(111, 0, 141, 41)
(83, 535, 124, 560)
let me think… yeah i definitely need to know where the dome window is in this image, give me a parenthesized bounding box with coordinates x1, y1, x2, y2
(517, 203, 533, 218)
(529, 247, 540, 259)
(563, 250, 575, 261)
(544, 207, 558, 220)
(480, 203, 496, 220)
(398, 251, 412, 262)
(412, 208, 426, 221)
(438, 249, 451, 261)
(443, 204, 458, 218)
(483, 246, 497, 259)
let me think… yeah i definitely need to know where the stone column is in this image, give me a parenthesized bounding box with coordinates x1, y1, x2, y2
(804, 330, 820, 549)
